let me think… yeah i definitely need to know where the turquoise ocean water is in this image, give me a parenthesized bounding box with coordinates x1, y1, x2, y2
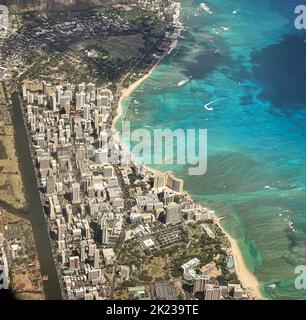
(117, 0, 306, 299)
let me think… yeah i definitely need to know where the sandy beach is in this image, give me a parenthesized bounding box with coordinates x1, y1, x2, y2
(112, 61, 159, 131)
(216, 219, 266, 300)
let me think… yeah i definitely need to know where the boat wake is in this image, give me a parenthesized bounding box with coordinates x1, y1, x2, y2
(203, 97, 225, 111)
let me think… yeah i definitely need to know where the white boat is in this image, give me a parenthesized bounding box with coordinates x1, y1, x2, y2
(264, 185, 277, 190)
(178, 78, 190, 87)
(221, 26, 230, 32)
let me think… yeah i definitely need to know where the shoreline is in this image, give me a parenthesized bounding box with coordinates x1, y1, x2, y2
(112, 54, 165, 132)
(112, 52, 266, 302)
(215, 219, 266, 300)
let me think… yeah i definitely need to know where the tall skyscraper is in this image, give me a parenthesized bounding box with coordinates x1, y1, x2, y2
(51, 92, 57, 112)
(46, 176, 56, 195)
(78, 82, 86, 92)
(97, 95, 109, 108)
(60, 95, 70, 110)
(94, 110, 100, 132)
(101, 219, 109, 245)
(80, 241, 86, 262)
(69, 256, 80, 270)
(76, 92, 85, 110)
(165, 202, 181, 225)
(193, 277, 209, 294)
(72, 182, 81, 204)
(49, 196, 56, 220)
(57, 221, 66, 241)
(0, 250, 10, 289)
(204, 285, 222, 300)
(94, 249, 100, 269)
(95, 148, 108, 164)
(84, 104, 91, 121)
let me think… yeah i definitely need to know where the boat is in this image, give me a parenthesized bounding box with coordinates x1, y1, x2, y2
(221, 26, 230, 32)
(264, 185, 277, 190)
(178, 78, 190, 87)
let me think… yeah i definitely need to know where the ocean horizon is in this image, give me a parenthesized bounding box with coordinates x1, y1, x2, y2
(116, 0, 306, 299)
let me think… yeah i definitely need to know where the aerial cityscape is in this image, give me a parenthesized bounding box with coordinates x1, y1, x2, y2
(1, 0, 306, 304)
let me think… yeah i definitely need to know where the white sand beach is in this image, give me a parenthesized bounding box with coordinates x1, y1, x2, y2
(216, 219, 266, 300)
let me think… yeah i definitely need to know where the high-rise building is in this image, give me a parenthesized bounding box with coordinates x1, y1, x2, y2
(94, 249, 100, 269)
(46, 176, 56, 195)
(78, 82, 86, 92)
(82, 219, 91, 239)
(27, 92, 34, 104)
(48, 196, 56, 220)
(165, 202, 181, 225)
(37, 94, 44, 105)
(101, 219, 109, 245)
(94, 110, 100, 132)
(87, 268, 101, 282)
(22, 84, 27, 98)
(87, 83, 95, 92)
(72, 182, 81, 204)
(83, 104, 91, 121)
(228, 284, 244, 299)
(95, 148, 108, 164)
(57, 220, 66, 241)
(51, 92, 57, 112)
(153, 173, 166, 190)
(0, 249, 10, 289)
(0, 233, 3, 247)
(76, 146, 86, 161)
(60, 95, 70, 110)
(65, 204, 73, 225)
(69, 256, 80, 270)
(204, 284, 222, 300)
(170, 176, 184, 194)
(65, 90, 73, 101)
(153, 171, 184, 194)
(76, 92, 86, 110)
(103, 165, 113, 178)
(88, 243, 96, 257)
(61, 250, 66, 264)
(193, 277, 209, 294)
(97, 95, 109, 109)
(166, 172, 184, 194)
(80, 241, 86, 262)
(98, 88, 113, 101)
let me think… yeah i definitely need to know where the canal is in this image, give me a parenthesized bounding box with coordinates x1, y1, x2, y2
(11, 92, 62, 300)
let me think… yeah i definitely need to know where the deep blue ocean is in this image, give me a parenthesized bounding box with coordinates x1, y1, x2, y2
(117, 0, 306, 299)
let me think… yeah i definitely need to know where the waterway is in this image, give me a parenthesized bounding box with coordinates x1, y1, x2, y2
(11, 92, 62, 300)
